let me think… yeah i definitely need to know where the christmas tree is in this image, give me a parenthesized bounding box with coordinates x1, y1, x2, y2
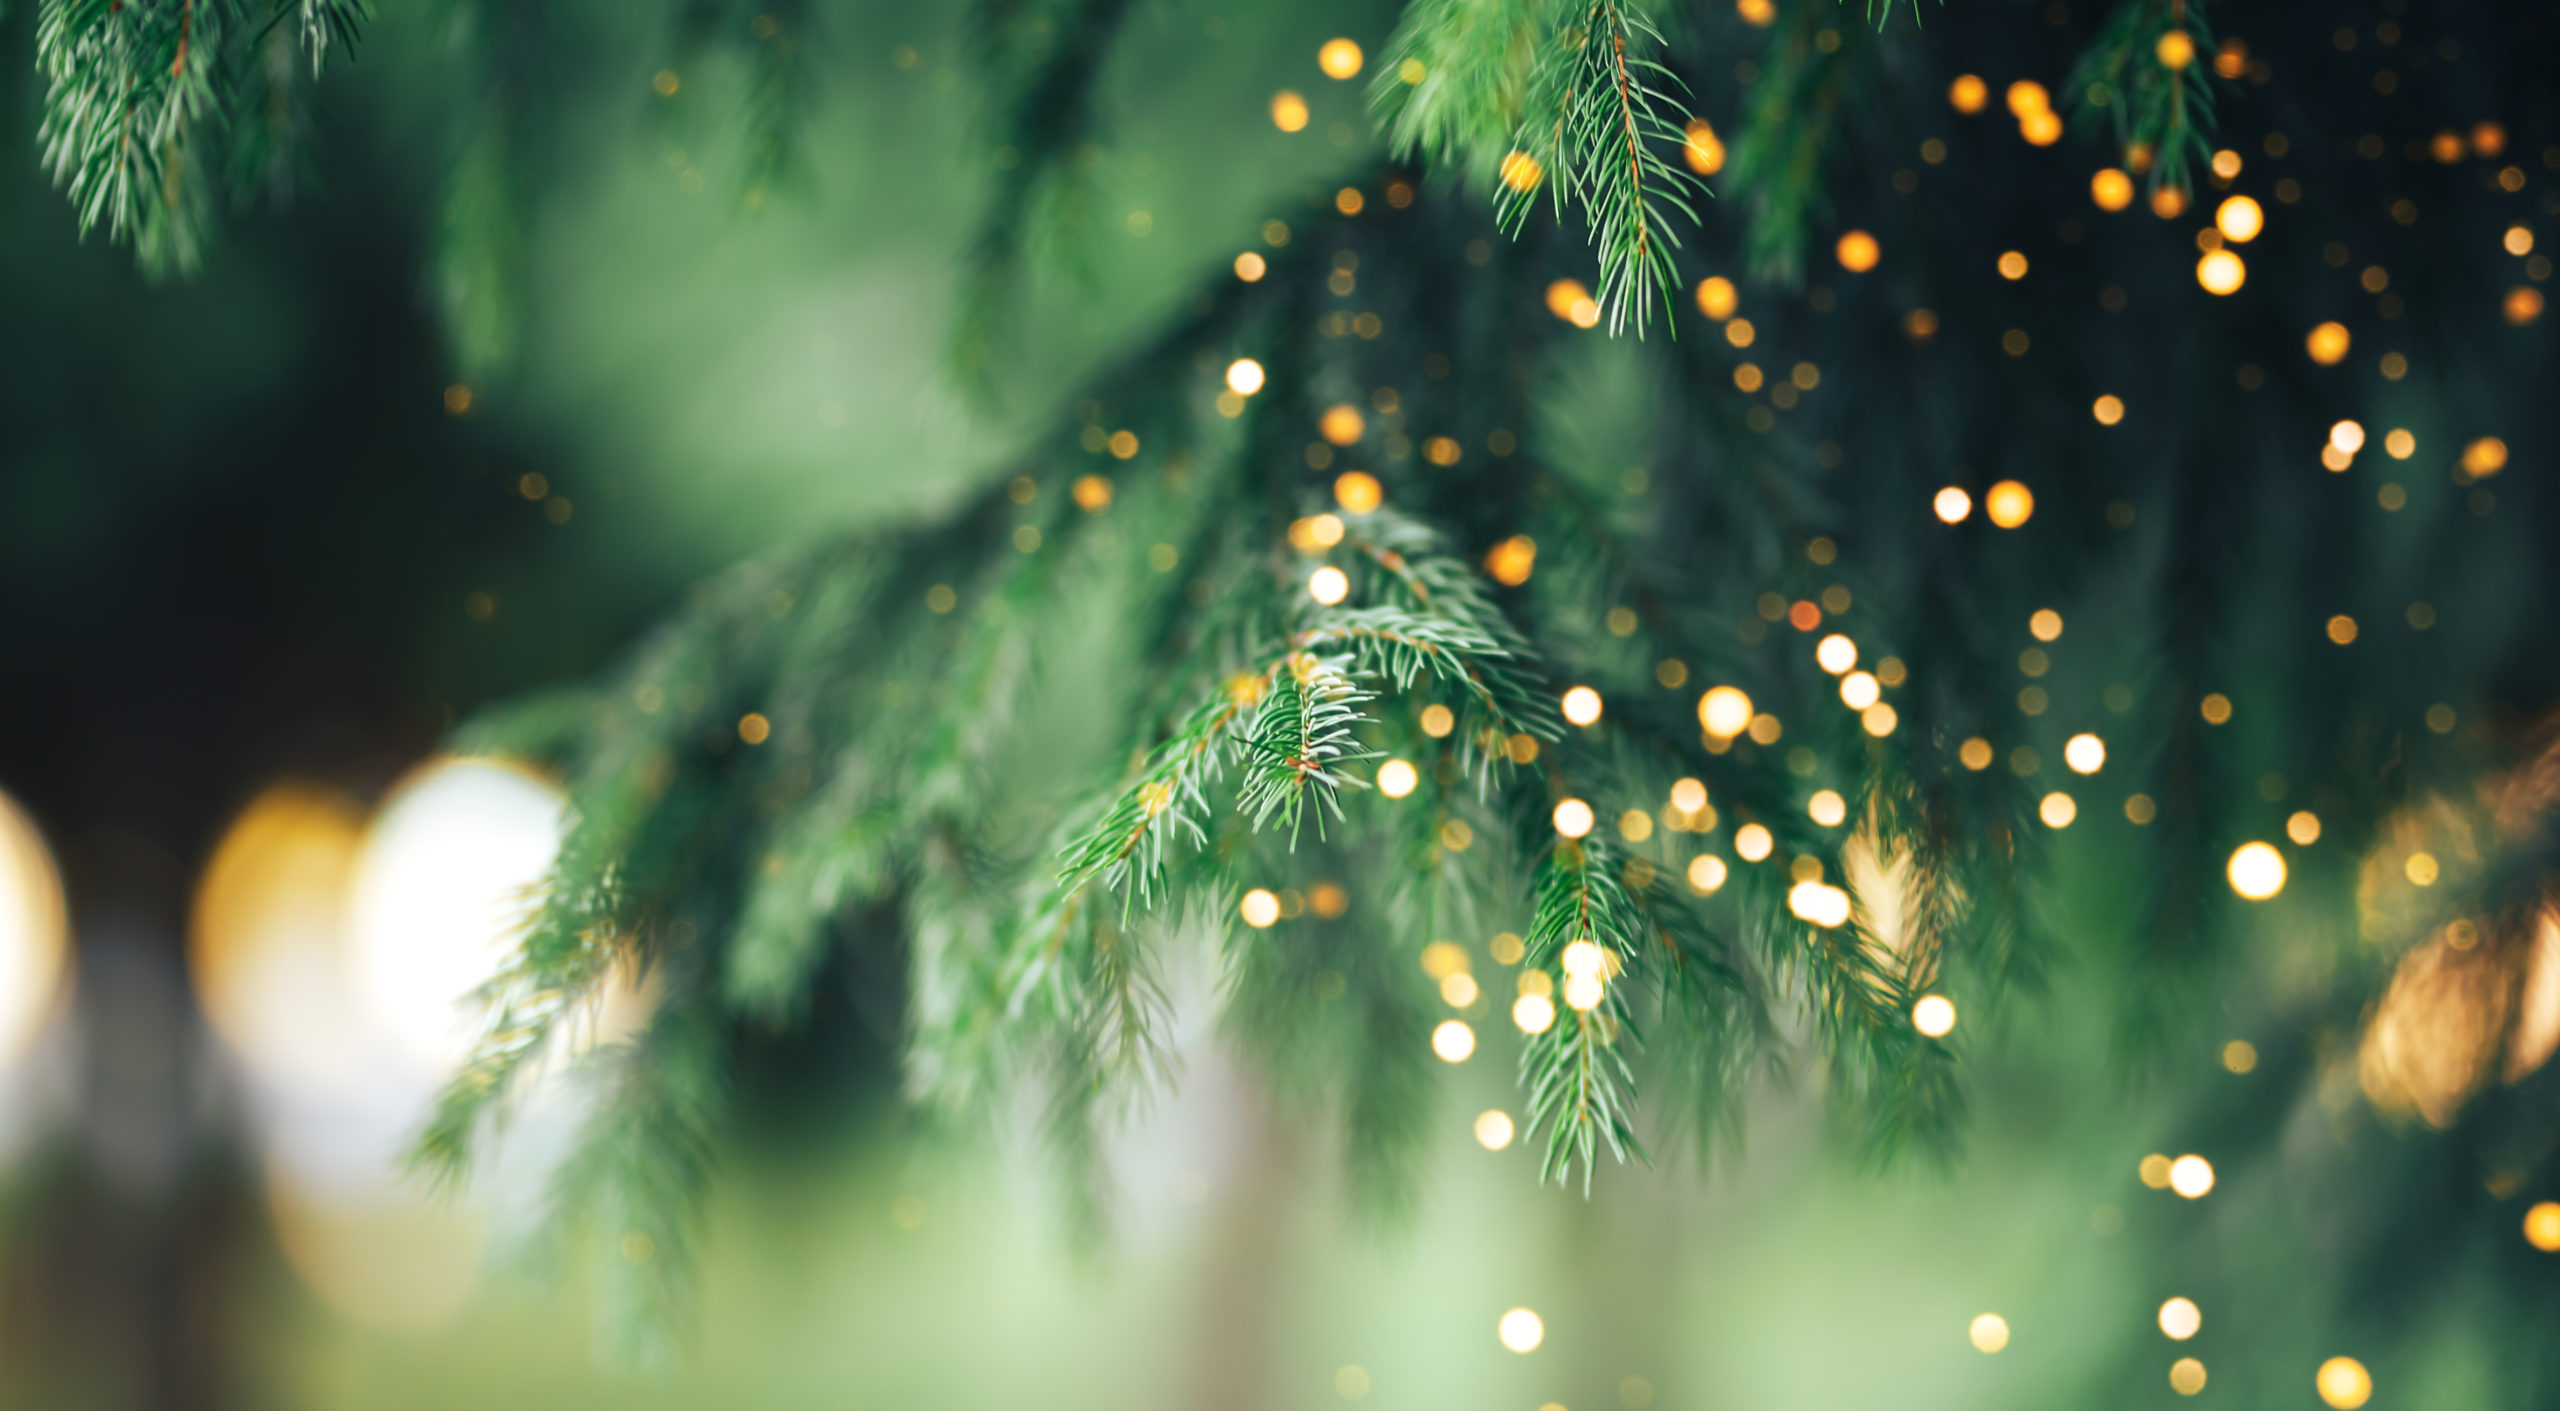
(15, 0, 2560, 1402)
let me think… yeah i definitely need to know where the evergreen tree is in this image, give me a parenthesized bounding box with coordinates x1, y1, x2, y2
(30, 0, 2560, 1392)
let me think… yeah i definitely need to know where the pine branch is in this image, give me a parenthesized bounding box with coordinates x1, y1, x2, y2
(2066, 0, 2219, 198)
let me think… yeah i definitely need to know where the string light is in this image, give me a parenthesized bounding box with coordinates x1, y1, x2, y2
(1562, 686, 1604, 726)
(2306, 321, 2351, 365)
(1553, 799, 1595, 838)
(2092, 168, 2135, 210)
(2170, 1359, 2208, 1396)
(1686, 855, 1728, 893)
(1683, 118, 1725, 175)
(1512, 992, 1556, 1034)
(1431, 1019, 1476, 1062)
(1986, 480, 2035, 528)
(1474, 1111, 1515, 1150)
(1308, 566, 1350, 604)
(1497, 1308, 1545, 1353)
(1948, 74, 1988, 112)
(2158, 1298, 2202, 1340)
(1913, 994, 1957, 1036)
(2040, 792, 2077, 828)
(1699, 686, 1754, 737)
(1377, 759, 1418, 798)
(1270, 91, 1310, 132)
(1334, 471, 1383, 513)
(1735, 823, 1774, 861)
(1934, 486, 1974, 523)
(1809, 790, 1847, 826)
(1241, 889, 1281, 928)
(2065, 734, 2105, 773)
(1816, 634, 1858, 673)
(2315, 1358, 2371, 1410)
(2196, 248, 2246, 294)
(1695, 276, 1738, 319)
(1835, 230, 1881, 273)
(2216, 194, 2264, 242)
(1317, 38, 1363, 79)
(1969, 1313, 2010, 1353)
(2227, 842, 2285, 899)
(1225, 358, 1265, 395)
(2168, 1154, 2215, 1198)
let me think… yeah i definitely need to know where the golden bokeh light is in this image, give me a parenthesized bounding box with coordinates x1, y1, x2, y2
(190, 784, 367, 1080)
(1225, 358, 1266, 395)
(1969, 1313, 2010, 1353)
(2228, 841, 2286, 900)
(1809, 790, 1847, 827)
(2223, 1039, 2259, 1072)
(2170, 1358, 2208, 1396)
(1420, 704, 1455, 738)
(1562, 686, 1604, 726)
(1308, 565, 1351, 604)
(2523, 1201, 2560, 1251)
(1699, 686, 1755, 738)
(1997, 250, 2029, 280)
(2093, 394, 2125, 425)
(1317, 38, 1363, 79)
(2287, 810, 2322, 845)
(2330, 419, 2365, 454)
(1695, 276, 1738, 320)
(1862, 702, 1899, 736)
(2040, 792, 2078, 828)
(2168, 1154, 2215, 1198)
(1985, 480, 2035, 528)
(1735, 823, 1774, 862)
(2463, 437, 2508, 477)
(1949, 74, 1988, 112)
(1788, 881, 1852, 928)
(2006, 80, 2050, 118)
(2064, 734, 2105, 774)
(1553, 799, 1595, 839)
(1320, 404, 1366, 445)
(1500, 150, 1544, 192)
(2306, 321, 2352, 365)
(2196, 248, 2246, 295)
(2140, 1153, 2173, 1188)
(1683, 118, 1725, 175)
(1512, 992, 1556, 1035)
(2316, 1357, 2372, 1410)
(1816, 633, 1858, 674)
(2092, 168, 2134, 210)
(1486, 534, 1537, 586)
(1270, 90, 1310, 133)
(1241, 889, 1281, 928)
(0, 789, 68, 1068)
(1839, 671, 1881, 710)
(1913, 994, 1958, 1037)
(2155, 29, 2196, 68)
(1475, 1110, 1515, 1150)
(1377, 759, 1419, 799)
(1687, 855, 1728, 894)
(1498, 1307, 1545, 1353)
(2216, 194, 2264, 242)
(1835, 229, 1881, 272)
(2158, 1297, 2202, 1340)
(1934, 486, 1974, 523)
(1334, 470, 1383, 514)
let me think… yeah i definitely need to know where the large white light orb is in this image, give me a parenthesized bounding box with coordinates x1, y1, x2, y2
(346, 759, 565, 1068)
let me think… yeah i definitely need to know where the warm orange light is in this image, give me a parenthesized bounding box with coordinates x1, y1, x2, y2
(1934, 487, 1973, 523)
(1683, 118, 1726, 175)
(1317, 38, 1363, 80)
(1835, 230, 1881, 273)
(1499, 150, 1544, 192)
(2155, 30, 2196, 69)
(1985, 480, 2034, 528)
(2196, 248, 2246, 295)
(2091, 168, 2135, 210)
(1271, 91, 1310, 133)
(2216, 195, 2264, 242)
(2306, 321, 2352, 366)
(2006, 80, 2050, 118)
(2020, 109, 2062, 146)
(1694, 276, 1738, 320)
(1950, 75, 1989, 113)
(1320, 405, 1366, 445)
(1334, 471, 1382, 514)
(2463, 437, 2509, 477)
(2150, 185, 2188, 219)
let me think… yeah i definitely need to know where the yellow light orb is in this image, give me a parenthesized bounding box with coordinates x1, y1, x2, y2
(1475, 1110, 1515, 1150)
(1734, 823, 1774, 862)
(1670, 778, 1709, 813)
(1561, 940, 1606, 979)
(2227, 842, 2286, 900)
(2384, 428, 2415, 459)
(2150, 184, 2189, 219)
(1241, 889, 1282, 928)
(1562, 972, 1605, 1011)
(1683, 118, 1726, 176)
(1562, 686, 1604, 726)
(1695, 276, 1738, 320)
(2216, 194, 2264, 242)
(1499, 150, 1544, 192)
(1377, 759, 1419, 799)
(2168, 1154, 2215, 1198)
(1320, 404, 1366, 445)
(2093, 394, 2126, 425)
(1934, 486, 1974, 523)
(1863, 702, 1899, 736)
(2286, 810, 2321, 845)
(1913, 994, 1958, 1037)
(1419, 704, 1455, 738)
(2464, 437, 2509, 477)
(1334, 470, 1383, 514)
(2006, 80, 2051, 118)
(1440, 972, 1478, 1007)
(1816, 634, 1858, 674)
(1839, 671, 1881, 711)
(1970, 1313, 2010, 1353)
(2020, 109, 2063, 146)
(1699, 686, 1755, 738)
(2029, 608, 2064, 640)
(2170, 1358, 2208, 1396)
(1512, 993, 1556, 1034)
(1271, 90, 1310, 133)
(1986, 480, 2035, 528)
(1317, 38, 1363, 80)
(2330, 419, 2366, 454)
(1308, 566, 1351, 605)
(2316, 1357, 2372, 1410)
(1997, 250, 2029, 280)
(1497, 1307, 1544, 1353)
(1686, 855, 1728, 893)
(2223, 1039, 2258, 1072)
(2522, 1200, 2560, 1251)
(1835, 230, 1881, 273)
(1553, 799, 1595, 839)
(1949, 74, 1989, 113)
(2306, 321, 2352, 365)
(1809, 790, 1847, 827)
(1233, 252, 1267, 282)
(1431, 1019, 1476, 1063)
(1787, 880, 1850, 928)
(2140, 1153, 2173, 1187)
(2156, 29, 2196, 69)
(2065, 734, 2106, 774)
(2158, 1297, 2202, 1340)
(2040, 792, 2078, 828)
(1225, 358, 1266, 395)
(2092, 167, 2135, 211)
(2196, 248, 2246, 295)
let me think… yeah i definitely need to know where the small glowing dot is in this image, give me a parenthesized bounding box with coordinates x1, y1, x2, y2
(2464, 437, 2509, 477)
(2168, 1154, 2215, 1198)
(2306, 321, 2352, 365)
(1226, 358, 1267, 394)
(1670, 778, 1708, 813)
(2093, 394, 2125, 425)
(1497, 1308, 1544, 1354)
(1969, 1313, 2010, 1353)
(1317, 37, 1363, 79)
(2064, 734, 2105, 774)
(2405, 851, 2440, 886)
(737, 712, 772, 745)
(1997, 250, 2030, 280)
(1913, 994, 1957, 1037)
(2223, 1039, 2258, 1072)
(1377, 759, 1418, 799)
(1432, 1020, 1476, 1063)
(1695, 276, 1738, 320)
(2217, 195, 2264, 242)
(1735, 824, 1773, 862)
(2140, 1154, 2173, 1188)
(1500, 151, 1544, 192)
(1839, 672, 1880, 710)
(1836, 230, 1881, 272)
(1683, 119, 1725, 175)
(2384, 428, 2415, 459)
(2040, 793, 2077, 828)
(1686, 855, 1728, 893)
(1440, 972, 1478, 1007)
(1234, 252, 1267, 282)
(2281, 810, 2320, 846)
(1562, 686, 1604, 726)
(1816, 634, 1858, 674)
(1934, 487, 1974, 523)
(2170, 1358, 2208, 1396)
(2029, 608, 2063, 641)
(1553, 799, 1595, 839)
(2522, 1201, 2560, 1251)
(1562, 972, 1605, 1011)
(1241, 889, 1281, 928)
(2316, 1357, 2371, 1410)
(2092, 168, 2135, 210)
(1271, 90, 1310, 132)
(1699, 686, 1754, 737)
(1960, 738, 1994, 771)
(2156, 29, 2196, 68)
(1320, 405, 1367, 445)
(1809, 790, 1847, 827)
(1986, 480, 2035, 528)
(1512, 993, 1556, 1035)
(1475, 1110, 1515, 1150)
(2158, 1298, 2202, 1340)
(2200, 693, 2233, 725)
(1949, 74, 1988, 112)
(2330, 420, 2366, 454)
(1309, 566, 1350, 605)
(1862, 702, 1899, 736)
(2227, 842, 2285, 900)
